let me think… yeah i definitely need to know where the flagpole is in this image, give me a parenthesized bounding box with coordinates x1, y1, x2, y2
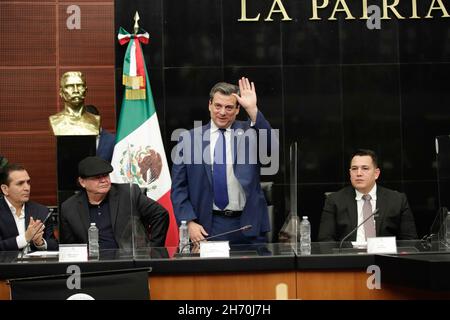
(133, 11, 140, 35)
(129, 11, 139, 257)
(126, 142, 136, 257)
(113, 14, 180, 250)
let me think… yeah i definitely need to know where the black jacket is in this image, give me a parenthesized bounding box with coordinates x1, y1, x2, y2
(60, 183, 169, 248)
(0, 197, 58, 251)
(318, 185, 418, 241)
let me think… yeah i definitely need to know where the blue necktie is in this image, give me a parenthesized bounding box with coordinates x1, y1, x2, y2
(213, 128, 229, 210)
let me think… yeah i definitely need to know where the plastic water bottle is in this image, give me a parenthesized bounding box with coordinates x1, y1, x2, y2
(179, 220, 190, 253)
(88, 223, 99, 259)
(446, 213, 450, 247)
(300, 216, 311, 255)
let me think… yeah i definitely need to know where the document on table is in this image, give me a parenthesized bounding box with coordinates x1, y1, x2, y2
(24, 251, 59, 258)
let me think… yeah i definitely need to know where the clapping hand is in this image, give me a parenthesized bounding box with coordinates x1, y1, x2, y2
(26, 217, 45, 246)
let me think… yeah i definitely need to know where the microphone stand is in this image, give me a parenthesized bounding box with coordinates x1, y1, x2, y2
(179, 225, 252, 254)
(338, 209, 379, 252)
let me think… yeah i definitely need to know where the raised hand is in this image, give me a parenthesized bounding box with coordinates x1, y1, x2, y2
(232, 77, 258, 122)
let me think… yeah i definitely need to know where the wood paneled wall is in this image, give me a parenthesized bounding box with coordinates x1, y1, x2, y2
(0, 1, 115, 205)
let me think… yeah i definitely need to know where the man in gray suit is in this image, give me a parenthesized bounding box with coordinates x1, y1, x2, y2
(59, 156, 169, 248)
(318, 149, 417, 242)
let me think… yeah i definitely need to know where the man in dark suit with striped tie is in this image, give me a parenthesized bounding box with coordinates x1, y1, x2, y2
(319, 149, 417, 242)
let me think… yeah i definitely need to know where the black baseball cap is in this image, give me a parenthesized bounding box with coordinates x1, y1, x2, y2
(78, 156, 113, 178)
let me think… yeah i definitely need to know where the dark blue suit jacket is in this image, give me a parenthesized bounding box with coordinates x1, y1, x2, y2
(0, 197, 58, 251)
(97, 129, 116, 162)
(171, 111, 276, 237)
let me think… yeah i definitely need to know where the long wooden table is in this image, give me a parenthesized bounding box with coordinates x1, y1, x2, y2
(1, 242, 449, 300)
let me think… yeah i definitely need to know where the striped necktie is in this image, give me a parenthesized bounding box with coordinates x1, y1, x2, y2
(362, 194, 376, 239)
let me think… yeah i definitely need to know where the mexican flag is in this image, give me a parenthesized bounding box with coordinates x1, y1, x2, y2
(111, 27, 179, 248)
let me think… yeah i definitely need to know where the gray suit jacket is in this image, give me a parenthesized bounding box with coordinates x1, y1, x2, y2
(59, 184, 169, 248)
(318, 185, 418, 241)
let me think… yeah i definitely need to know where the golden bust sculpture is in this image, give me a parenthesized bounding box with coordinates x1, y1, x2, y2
(49, 71, 100, 136)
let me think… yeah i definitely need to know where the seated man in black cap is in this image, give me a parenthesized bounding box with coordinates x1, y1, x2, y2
(59, 156, 169, 249)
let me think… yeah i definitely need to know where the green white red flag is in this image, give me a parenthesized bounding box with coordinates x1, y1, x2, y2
(111, 27, 179, 248)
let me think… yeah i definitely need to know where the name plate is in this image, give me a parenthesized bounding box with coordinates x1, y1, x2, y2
(367, 236, 397, 254)
(58, 244, 88, 262)
(200, 241, 230, 258)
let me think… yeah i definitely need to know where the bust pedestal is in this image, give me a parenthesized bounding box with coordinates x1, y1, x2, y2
(56, 136, 96, 205)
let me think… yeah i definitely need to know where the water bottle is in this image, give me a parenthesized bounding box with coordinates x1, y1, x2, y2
(300, 216, 311, 255)
(446, 213, 450, 247)
(179, 220, 190, 253)
(88, 223, 99, 259)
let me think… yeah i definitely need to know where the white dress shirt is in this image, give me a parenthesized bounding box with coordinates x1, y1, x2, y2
(4, 197, 47, 250)
(354, 184, 377, 243)
(210, 121, 246, 211)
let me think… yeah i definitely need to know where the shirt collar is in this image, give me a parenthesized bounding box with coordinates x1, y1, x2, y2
(88, 194, 109, 208)
(210, 121, 231, 133)
(355, 184, 377, 201)
(4, 196, 25, 219)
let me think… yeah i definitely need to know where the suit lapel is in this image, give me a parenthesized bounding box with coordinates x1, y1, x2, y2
(201, 123, 212, 186)
(346, 188, 358, 230)
(375, 186, 386, 235)
(0, 198, 19, 236)
(108, 185, 120, 231)
(24, 202, 32, 229)
(77, 192, 91, 235)
(231, 121, 245, 166)
(97, 131, 104, 154)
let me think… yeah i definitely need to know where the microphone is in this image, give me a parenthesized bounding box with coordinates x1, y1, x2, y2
(179, 225, 252, 254)
(338, 208, 379, 252)
(20, 209, 53, 258)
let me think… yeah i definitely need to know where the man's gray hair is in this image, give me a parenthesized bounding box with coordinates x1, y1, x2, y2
(209, 82, 240, 101)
